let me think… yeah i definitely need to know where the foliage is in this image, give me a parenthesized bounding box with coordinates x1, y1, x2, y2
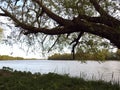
(114, 49, 120, 60)
(0, 67, 119, 90)
(0, 55, 24, 60)
(0, 55, 36, 60)
(48, 34, 113, 60)
(48, 49, 120, 60)
(48, 53, 73, 60)
(0, 0, 120, 56)
(77, 34, 110, 53)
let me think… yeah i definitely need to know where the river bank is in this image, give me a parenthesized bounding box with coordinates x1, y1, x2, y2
(0, 67, 120, 90)
(0, 60, 120, 82)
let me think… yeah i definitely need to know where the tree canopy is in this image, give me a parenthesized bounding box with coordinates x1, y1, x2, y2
(0, 0, 120, 59)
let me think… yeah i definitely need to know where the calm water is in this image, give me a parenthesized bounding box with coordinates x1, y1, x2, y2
(0, 60, 120, 82)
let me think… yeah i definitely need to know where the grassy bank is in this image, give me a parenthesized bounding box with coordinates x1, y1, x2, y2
(0, 67, 120, 90)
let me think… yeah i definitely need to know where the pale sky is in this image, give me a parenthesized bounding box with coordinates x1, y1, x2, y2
(0, 17, 70, 59)
(0, 17, 46, 59)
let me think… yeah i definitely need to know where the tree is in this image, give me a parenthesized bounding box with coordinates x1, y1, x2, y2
(76, 33, 111, 60)
(0, 0, 120, 59)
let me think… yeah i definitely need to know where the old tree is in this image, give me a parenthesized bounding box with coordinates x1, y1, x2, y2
(0, 0, 120, 59)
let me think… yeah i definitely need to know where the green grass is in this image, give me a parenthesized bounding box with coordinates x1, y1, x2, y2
(0, 67, 120, 90)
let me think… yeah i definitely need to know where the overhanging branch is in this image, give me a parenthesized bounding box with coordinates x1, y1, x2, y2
(33, 0, 72, 26)
(78, 14, 120, 28)
(1, 4, 120, 49)
(0, 6, 75, 35)
(89, 0, 120, 28)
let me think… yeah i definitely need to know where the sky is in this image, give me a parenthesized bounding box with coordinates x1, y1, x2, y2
(0, 17, 71, 59)
(0, 17, 47, 59)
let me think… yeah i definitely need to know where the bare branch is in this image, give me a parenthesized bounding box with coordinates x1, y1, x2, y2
(48, 35, 61, 52)
(41, 35, 47, 45)
(40, 35, 47, 49)
(14, 0, 20, 6)
(71, 32, 84, 59)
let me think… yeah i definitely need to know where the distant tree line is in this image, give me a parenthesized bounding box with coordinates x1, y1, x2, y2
(48, 49, 120, 60)
(0, 55, 36, 60)
(0, 55, 24, 60)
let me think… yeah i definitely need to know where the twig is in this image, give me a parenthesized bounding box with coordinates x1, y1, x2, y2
(48, 35, 61, 52)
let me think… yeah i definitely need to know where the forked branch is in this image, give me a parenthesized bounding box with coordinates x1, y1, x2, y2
(70, 32, 84, 59)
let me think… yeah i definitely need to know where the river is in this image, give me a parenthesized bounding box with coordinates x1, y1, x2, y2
(0, 60, 120, 83)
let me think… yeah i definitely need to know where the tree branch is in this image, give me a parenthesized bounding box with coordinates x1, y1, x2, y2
(48, 35, 61, 52)
(78, 14, 120, 28)
(70, 32, 84, 59)
(1, 5, 120, 48)
(0, 13, 7, 16)
(72, 18, 120, 47)
(0, 7, 76, 35)
(32, 0, 72, 26)
(89, 0, 108, 16)
(89, 0, 120, 28)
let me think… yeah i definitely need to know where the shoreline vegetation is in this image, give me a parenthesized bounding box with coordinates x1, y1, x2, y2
(1, 49, 120, 60)
(0, 67, 120, 90)
(0, 55, 37, 60)
(48, 50, 120, 60)
(0, 53, 120, 60)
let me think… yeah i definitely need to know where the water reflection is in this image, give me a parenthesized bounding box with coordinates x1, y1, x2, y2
(0, 60, 120, 83)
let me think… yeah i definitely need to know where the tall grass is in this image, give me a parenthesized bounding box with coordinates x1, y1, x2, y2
(0, 67, 120, 90)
